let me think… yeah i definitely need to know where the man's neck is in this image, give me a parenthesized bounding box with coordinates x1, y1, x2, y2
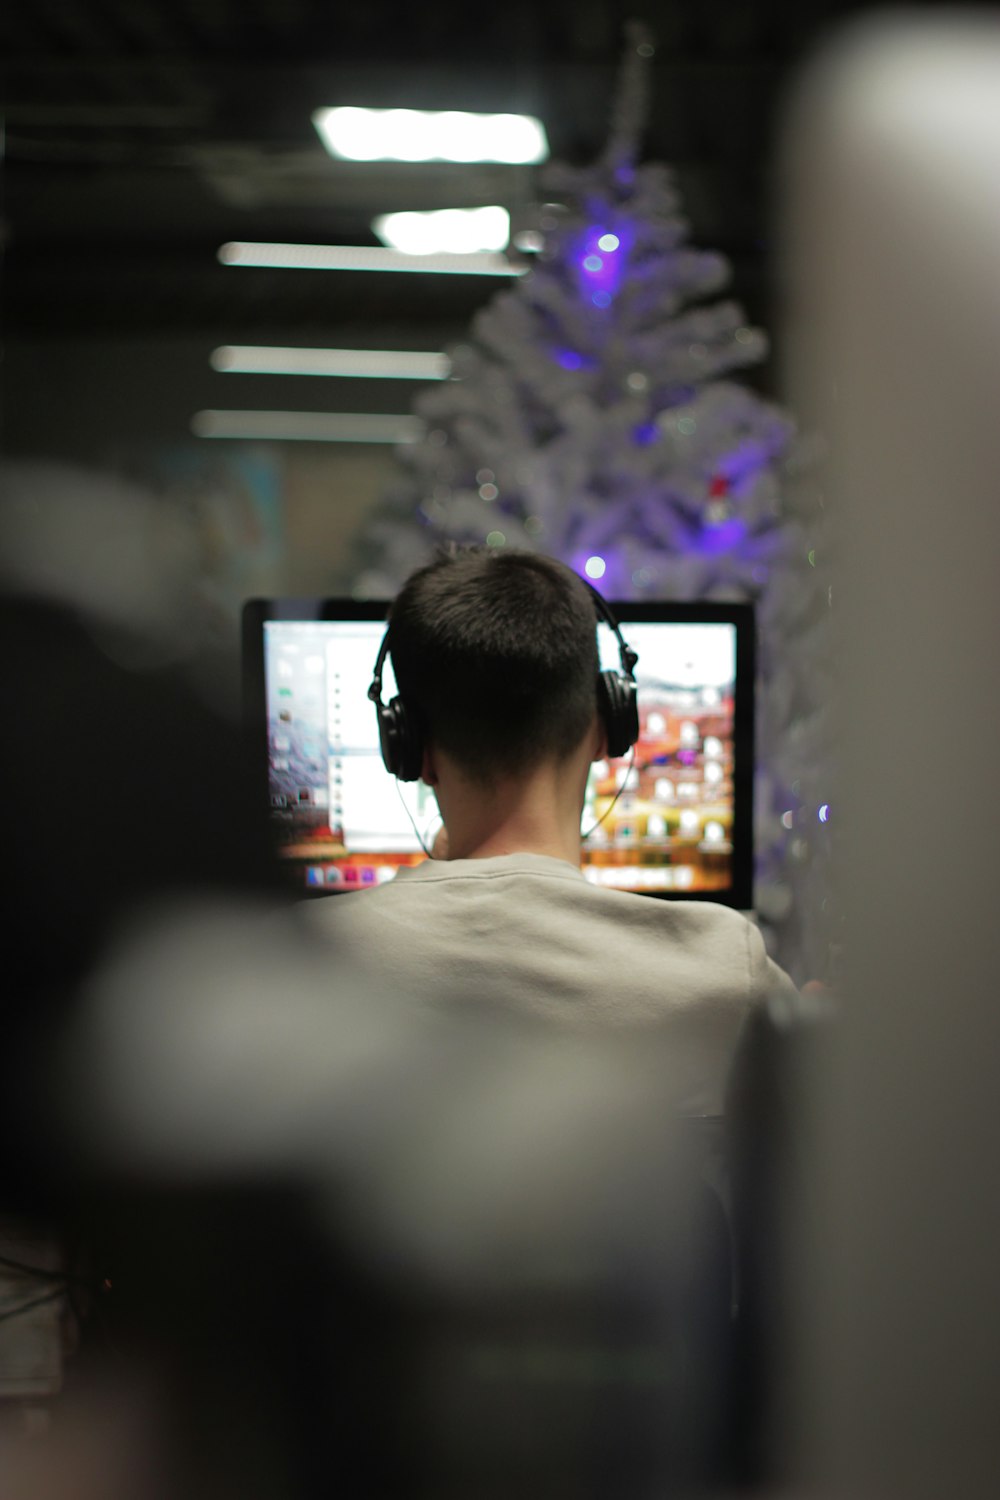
(453, 819, 580, 866)
(433, 757, 589, 868)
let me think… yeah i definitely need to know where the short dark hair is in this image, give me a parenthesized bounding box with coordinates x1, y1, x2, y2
(387, 547, 599, 781)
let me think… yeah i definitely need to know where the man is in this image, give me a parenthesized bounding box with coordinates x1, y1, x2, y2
(300, 546, 796, 1113)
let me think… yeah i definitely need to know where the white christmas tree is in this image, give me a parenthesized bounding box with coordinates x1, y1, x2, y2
(353, 26, 834, 980)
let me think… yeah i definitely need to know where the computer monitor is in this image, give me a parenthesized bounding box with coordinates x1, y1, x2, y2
(243, 598, 755, 907)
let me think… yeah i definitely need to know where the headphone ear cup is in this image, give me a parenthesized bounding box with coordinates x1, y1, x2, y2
(378, 695, 423, 782)
(597, 670, 639, 760)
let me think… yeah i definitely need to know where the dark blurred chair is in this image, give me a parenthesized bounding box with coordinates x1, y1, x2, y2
(0, 594, 277, 1215)
(84, 1087, 742, 1499)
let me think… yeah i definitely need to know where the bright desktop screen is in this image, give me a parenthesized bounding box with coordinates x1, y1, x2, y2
(243, 599, 754, 906)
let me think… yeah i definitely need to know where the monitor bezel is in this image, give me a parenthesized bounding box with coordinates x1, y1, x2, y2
(242, 596, 756, 909)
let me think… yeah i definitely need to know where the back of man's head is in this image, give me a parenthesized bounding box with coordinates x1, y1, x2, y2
(388, 547, 599, 783)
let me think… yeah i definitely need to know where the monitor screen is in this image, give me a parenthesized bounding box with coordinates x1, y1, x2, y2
(242, 598, 755, 907)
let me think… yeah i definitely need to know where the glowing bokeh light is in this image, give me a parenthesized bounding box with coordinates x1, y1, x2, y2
(313, 107, 549, 164)
(575, 225, 628, 304)
(374, 205, 509, 255)
(218, 242, 523, 276)
(210, 345, 448, 379)
(698, 517, 748, 554)
(584, 555, 607, 580)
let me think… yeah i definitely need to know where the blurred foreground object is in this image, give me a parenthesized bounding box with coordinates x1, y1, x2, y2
(53, 901, 744, 1498)
(0, 1224, 66, 1400)
(0, 462, 204, 667)
(780, 14, 1000, 1496)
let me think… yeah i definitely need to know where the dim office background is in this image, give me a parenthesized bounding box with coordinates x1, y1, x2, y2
(3, 0, 882, 601)
(2, 0, 881, 983)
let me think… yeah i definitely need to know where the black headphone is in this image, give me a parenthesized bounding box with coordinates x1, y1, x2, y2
(368, 582, 639, 782)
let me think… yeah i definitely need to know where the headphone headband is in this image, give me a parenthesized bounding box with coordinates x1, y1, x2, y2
(583, 581, 639, 681)
(367, 626, 392, 706)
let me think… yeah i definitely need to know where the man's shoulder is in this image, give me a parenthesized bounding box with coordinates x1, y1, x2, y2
(296, 888, 380, 926)
(292, 859, 777, 987)
(574, 881, 756, 934)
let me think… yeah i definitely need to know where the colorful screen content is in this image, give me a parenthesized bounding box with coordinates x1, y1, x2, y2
(585, 621, 740, 896)
(254, 604, 752, 904)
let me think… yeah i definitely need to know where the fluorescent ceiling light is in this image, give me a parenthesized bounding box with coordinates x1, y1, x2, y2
(191, 410, 425, 444)
(218, 242, 524, 276)
(210, 345, 449, 379)
(312, 107, 548, 164)
(373, 205, 509, 256)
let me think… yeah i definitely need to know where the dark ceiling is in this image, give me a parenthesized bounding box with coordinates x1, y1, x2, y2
(0, 0, 936, 460)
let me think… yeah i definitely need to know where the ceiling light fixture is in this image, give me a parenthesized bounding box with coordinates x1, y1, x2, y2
(191, 410, 425, 443)
(210, 346, 449, 379)
(217, 242, 524, 276)
(312, 107, 548, 164)
(373, 205, 509, 255)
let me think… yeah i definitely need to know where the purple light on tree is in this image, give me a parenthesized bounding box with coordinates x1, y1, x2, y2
(554, 349, 594, 371)
(575, 224, 629, 302)
(570, 546, 625, 594)
(697, 516, 748, 553)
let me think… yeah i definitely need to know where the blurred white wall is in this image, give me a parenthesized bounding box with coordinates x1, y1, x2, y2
(781, 15, 1000, 1495)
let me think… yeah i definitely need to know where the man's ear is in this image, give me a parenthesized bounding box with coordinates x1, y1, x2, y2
(421, 743, 439, 786)
(591, 714, 608, 762)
